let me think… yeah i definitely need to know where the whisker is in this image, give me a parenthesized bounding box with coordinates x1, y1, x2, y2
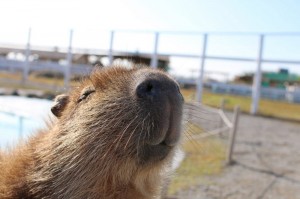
(124, 113, 144, 149)
(114, 112, 140, 150)
(137, 113, 150, 157)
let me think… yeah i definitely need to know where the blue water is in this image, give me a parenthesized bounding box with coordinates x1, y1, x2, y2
(0, 96, 52, 149)
(0, 113, 41, 148)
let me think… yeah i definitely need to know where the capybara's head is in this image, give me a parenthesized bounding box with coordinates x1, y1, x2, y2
(51, 66, 183, 169)
(0, 66, 184, 199)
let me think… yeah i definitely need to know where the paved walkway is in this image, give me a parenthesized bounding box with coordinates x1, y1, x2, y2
(173, 114, 300, 199)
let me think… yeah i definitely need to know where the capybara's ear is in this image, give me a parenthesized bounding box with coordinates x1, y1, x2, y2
(51, 94, 69, 117)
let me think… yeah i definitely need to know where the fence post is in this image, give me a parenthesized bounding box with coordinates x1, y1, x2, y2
(196, 33, 208, 102)
(226, 106, 240, 165)
(22, 28, 31, 83)
(150, 32, 159, 69)
(219, 99, 226, 137)
(251, 34, 264, 115)
(108, 31, 114, 65)
(65, 29, 73, 88)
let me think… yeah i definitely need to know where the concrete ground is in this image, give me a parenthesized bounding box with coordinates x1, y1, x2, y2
(173, 113, 300, 199)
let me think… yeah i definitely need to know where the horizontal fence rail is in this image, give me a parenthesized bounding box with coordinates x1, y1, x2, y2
(0, 30, 300, 114)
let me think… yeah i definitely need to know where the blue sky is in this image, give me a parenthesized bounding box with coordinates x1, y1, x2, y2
(2, 0, 300, 32)
(1, 0, 300, 79)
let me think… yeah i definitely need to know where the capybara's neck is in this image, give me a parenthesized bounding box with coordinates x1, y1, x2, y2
(0, 127, 167, 199)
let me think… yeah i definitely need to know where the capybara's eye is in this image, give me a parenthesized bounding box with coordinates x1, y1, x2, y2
(77, 87, 95, 103)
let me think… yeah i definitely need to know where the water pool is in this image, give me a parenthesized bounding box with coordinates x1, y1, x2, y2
(0, 96, 52, 149)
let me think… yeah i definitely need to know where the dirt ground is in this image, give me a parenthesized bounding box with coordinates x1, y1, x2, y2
(173, 113, 300, 199)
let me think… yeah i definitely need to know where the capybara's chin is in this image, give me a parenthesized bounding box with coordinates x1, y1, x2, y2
(0, 66, 183, 199)
(138, 143, 173, 165)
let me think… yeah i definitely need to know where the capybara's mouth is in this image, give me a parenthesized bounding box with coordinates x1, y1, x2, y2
(139, 142, 173, 164)
(141, 111, 182, 164)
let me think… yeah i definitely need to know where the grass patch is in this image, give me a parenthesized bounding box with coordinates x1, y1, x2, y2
(0, 71, 23, 80)
(167, 121, 226, 195)
(0, 71, 80, 92)
(181, 88, 300, 121)
(168, 138, 226, 195)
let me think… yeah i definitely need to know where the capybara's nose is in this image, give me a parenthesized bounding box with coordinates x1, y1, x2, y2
(136, 79, 161, 99)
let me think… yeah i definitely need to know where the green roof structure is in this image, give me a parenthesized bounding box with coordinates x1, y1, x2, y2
(261, 69, 300, 88)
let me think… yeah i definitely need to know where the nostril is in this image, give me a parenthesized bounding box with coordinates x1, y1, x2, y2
(136, 80, 158, 99)
(146, 83, 153, 93)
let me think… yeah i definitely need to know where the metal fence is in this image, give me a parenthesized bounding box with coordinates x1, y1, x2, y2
(1, 29, 300, 114)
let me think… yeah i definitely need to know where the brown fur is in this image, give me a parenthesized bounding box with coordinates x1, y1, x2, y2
(0, 66, 183, 199)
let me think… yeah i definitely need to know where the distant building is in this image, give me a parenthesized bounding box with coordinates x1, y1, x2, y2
(262, 69, 299, 88)
(235, 68, 300, 89)
(0, 44, 170, 71)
